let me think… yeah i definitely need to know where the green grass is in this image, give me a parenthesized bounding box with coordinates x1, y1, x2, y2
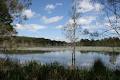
(0, 58, 120, 80)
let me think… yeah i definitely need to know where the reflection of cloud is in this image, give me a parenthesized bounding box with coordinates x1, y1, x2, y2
(115, 55, 120, 69)
(1, 51, 118, 69)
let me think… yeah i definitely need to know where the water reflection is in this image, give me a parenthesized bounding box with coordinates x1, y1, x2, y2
(0, 51, 120, 69)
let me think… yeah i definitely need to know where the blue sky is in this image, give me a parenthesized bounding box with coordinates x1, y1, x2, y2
(15, 0, 72, 41)
(15, 0, 119, 41)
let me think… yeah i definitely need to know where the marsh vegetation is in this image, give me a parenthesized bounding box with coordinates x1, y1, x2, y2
(0, 57, 120, 80)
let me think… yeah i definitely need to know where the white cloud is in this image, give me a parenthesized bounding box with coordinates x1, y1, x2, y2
(22, 9, 35, 18)
(105, 16, 119, 21)
(56, 25, 64, 29)
(42, 16, 63, 24)
(15, 24, 46, 31)
(64, 16, 97, 34)
(77, 0, 94, 13)
(45, 4, 56, 13)
(77, 0, 103, 13)
(78, 16, 96, 25)
(94, 3, 103, 11)
(51, 36, 68, 41)
(67, 16, 96, 26)
(45, 3, 63, 13)
(104, 22, 111, 27)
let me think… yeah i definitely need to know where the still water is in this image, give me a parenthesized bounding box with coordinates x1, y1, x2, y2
(0, 51, 120, 69)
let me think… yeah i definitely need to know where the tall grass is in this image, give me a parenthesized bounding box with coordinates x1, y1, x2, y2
(0, 58, 120, 80)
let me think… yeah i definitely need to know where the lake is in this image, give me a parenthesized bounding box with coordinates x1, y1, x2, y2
(0, 51, 120, 69)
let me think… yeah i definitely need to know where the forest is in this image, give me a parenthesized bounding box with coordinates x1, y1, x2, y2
(0, 36, 120, 48)
(0, 36, 67, 48)
(78, 37, 120, 47)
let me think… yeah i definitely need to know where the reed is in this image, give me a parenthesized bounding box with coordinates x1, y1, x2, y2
(0, 58, 120, 80)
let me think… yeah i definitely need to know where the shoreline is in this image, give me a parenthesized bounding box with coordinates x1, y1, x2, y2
(14, 46, 120, 53)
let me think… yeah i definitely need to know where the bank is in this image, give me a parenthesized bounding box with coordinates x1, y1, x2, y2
(15, 46, 120, 53)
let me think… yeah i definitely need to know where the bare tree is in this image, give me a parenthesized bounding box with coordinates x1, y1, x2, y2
(64, 0, 81, 68)
(92, 0, 120, 38)
(106, 0, 120, 37)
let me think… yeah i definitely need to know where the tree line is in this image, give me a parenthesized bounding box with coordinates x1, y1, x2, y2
(0, 36, 120, 48)
(0, 36, 67, 48)
(77, 37, 120, 47)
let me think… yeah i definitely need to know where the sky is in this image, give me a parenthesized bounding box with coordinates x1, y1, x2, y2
(14, 0, 119, 41)
(15, 0, 71, 41)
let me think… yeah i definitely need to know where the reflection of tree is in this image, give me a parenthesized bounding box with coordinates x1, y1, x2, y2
(109, 53, 118, 64)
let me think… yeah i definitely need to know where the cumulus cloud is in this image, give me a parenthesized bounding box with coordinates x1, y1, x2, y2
(73, 0, 104, 34)
(22, 9, 35, 19)
(77, 0, 103, 13)
(94, 3, 103, 12)
(45, 4, 55, 13)
(67, 16, 96, 26)
(56, 25, 64, 29)
(45, 3, 63, 13)
(78, 16, 96, 25)
(42, 16, 63, 24)
(64, 16, 97, 34)
(15, 24, 46, 31)
(77, 0, 94, 13)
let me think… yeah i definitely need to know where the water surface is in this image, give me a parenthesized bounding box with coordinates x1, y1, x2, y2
(0, 51, 120, 69)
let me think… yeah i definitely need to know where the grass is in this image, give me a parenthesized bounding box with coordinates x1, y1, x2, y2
(0, 58, 120, 80)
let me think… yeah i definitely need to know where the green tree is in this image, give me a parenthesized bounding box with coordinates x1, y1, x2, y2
(0, 0, 31, 50)
(0, 0, 15, 37)
(0, 0, 31, 37)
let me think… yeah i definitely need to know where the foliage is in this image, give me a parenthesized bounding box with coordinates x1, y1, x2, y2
(0, 36, 67, 48)
(78, 37, 120, 47)
(0, 36, 120, 48)
(0, 0, 15, 36)
(0, 0, 31, 37)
